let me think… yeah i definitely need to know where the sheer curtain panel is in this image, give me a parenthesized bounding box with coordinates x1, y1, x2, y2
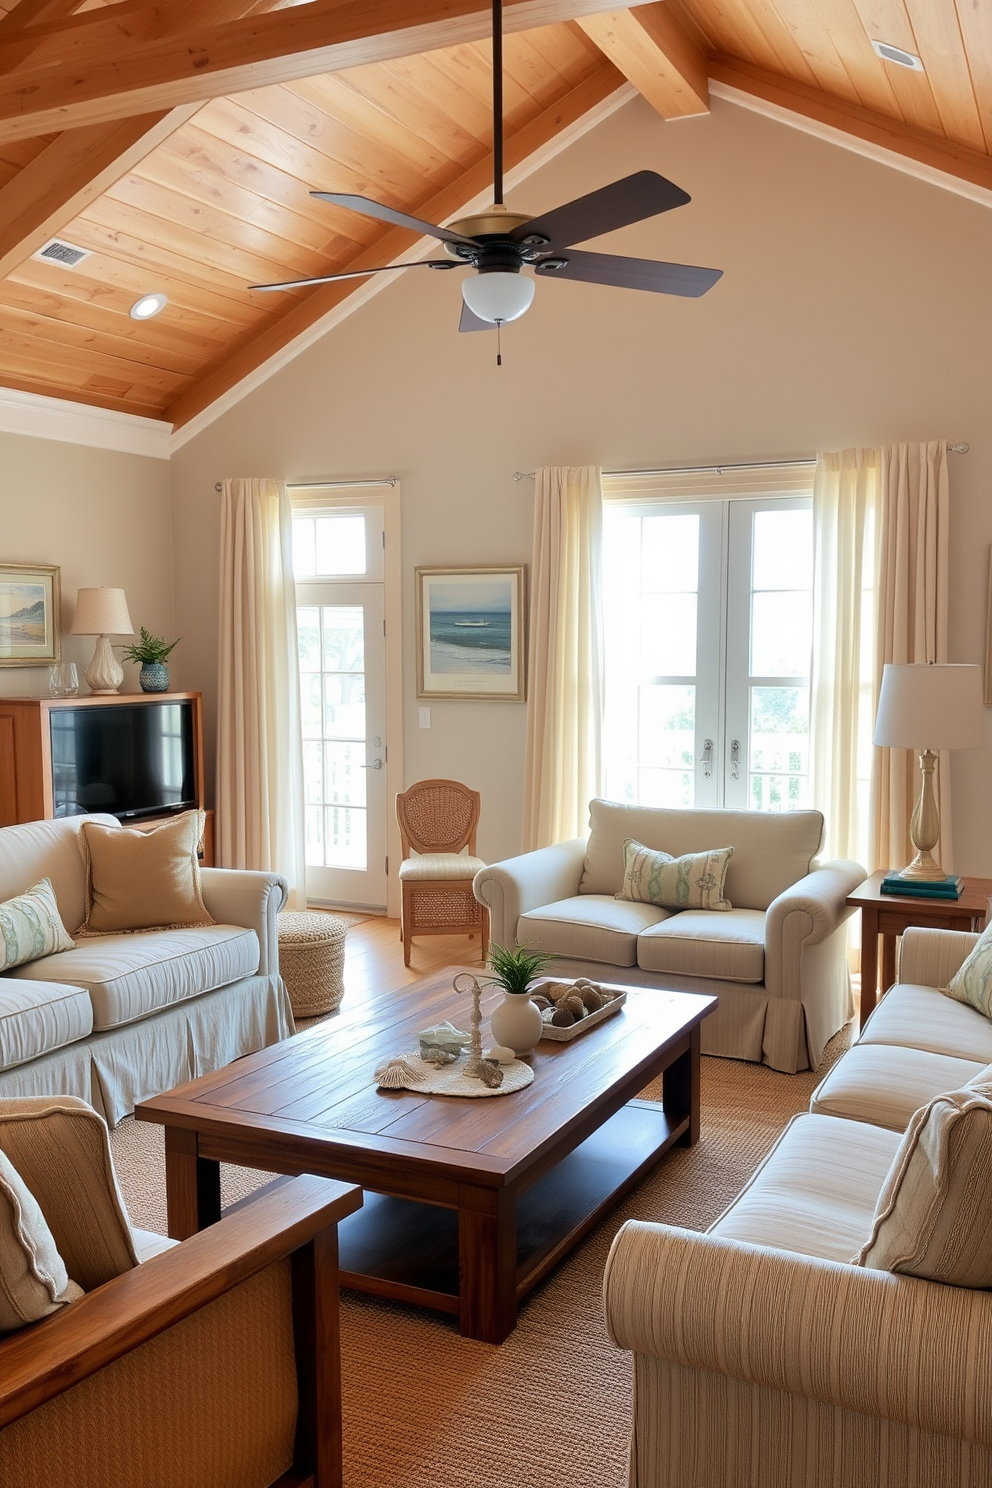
(871, 441, 952, 873)
(522, 466, 604, 850)
(810, 448, 879, 866)
(217, 478, 307, 907)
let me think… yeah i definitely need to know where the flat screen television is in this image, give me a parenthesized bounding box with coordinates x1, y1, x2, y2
(49, 700, 197, 822)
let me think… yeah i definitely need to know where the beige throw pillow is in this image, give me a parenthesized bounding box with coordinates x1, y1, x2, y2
(616, 839, 734, 912)
(940, 922, 992, 1019)
(79, 811, 213, 934)
(0, 1147, 82, 1333)
(854, 1086, 992, 1287)
(0, 877, 75, 972)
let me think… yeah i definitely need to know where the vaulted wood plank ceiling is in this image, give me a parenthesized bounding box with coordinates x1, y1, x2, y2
(0, 0, 990, 430)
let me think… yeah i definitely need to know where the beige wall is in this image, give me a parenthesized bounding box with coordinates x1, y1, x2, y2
(0, 431, 175, 699)
(170, 94, 992, 873)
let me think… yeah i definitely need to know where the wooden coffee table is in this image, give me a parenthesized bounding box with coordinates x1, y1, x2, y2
(137, 973, 715, 1343)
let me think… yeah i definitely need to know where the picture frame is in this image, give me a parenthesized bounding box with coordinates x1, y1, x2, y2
(416, 566, 526, 700)
(0, 563, 61, 667)
(985, 547, 992, 706)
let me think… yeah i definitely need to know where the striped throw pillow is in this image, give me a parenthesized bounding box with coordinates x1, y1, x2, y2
(616, 839, 734, 912)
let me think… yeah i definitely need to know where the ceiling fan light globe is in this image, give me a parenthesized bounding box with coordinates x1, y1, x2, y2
(461, 270, 535, 324)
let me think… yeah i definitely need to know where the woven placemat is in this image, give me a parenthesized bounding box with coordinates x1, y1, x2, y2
(376, 1049, 534, 1098)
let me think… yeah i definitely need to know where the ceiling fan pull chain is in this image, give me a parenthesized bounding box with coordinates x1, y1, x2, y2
(496, 319, 503, 366)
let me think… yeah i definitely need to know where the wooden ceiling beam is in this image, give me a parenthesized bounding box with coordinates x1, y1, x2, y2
(577, 3, 708, 118)
(711, 55, 992, 197)
(0, 0, 83, 39)
(0, 0, 654, 142)
(165, 57, 627, 429)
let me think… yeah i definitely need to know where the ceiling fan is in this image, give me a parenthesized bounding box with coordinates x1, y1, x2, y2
(250, 0, 723, 346)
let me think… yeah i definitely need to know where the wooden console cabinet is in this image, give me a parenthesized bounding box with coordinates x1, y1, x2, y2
(0, 692, 214, 865)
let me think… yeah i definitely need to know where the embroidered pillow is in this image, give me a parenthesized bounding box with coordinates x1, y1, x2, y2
(616, 839, 734, 912)
(0, 877, 75, 973)
(941, 922, 992, 1018)
(79, 811, 213, 934)
(0, 1147, 83, 1334)
(853, 1086, 992, 1287)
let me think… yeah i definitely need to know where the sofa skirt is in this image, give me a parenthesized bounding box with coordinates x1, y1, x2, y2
(527, 957, 842, 1073)
(0, 974, 294, 1127)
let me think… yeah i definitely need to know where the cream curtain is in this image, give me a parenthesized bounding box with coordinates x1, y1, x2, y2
(810, 448, 880, 866)
(522, 466, 604, 850)
(871, 441, 952, 872)
(216, 478, 306, 908)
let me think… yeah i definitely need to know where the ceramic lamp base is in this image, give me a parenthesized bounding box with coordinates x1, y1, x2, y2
(84, 634, 123, 694)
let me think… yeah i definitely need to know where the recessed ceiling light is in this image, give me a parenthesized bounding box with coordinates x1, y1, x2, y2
(129, 293, 168, 320)
(871, 38, 924, 72)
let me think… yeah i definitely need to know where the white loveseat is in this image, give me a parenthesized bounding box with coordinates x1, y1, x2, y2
(604, 926, 992, 1488)
(0, 815, 293, 1125)
(474, 801, 865, 1073)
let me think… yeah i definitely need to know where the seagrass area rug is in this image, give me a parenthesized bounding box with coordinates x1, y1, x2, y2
(110, 1024, 853, 1488)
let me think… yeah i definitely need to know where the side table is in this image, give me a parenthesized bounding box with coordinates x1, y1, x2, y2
(847, 871, 992, 1029)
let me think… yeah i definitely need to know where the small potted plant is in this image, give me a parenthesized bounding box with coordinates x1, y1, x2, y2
(485, 942, 555, 1056)
(120, 627, 180, 693)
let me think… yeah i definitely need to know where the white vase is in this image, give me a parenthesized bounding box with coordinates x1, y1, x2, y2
(489, 989, 544, 1056)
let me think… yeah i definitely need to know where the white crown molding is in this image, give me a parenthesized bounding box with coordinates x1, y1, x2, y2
(169, 82, 637, 452)
(712, 81, 992, 211)
(0, 385, 173, 459)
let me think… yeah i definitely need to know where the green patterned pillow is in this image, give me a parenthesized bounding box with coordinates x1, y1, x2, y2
(616, 839, 734, 912)
(0, 878, 75, 973)
(941, 923, 992, 1019)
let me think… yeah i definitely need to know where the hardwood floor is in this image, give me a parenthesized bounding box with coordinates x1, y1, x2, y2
(328, 913, 488, 1011)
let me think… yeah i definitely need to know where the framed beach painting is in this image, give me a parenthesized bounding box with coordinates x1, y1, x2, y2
(0, 563, 61, 667)
(416, 566, 526, 700)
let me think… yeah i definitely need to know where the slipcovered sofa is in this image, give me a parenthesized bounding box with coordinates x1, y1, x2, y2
(0, 816, 293, 1125)
(604, 926, 992, 1488)
(474, 801, 865, 1073)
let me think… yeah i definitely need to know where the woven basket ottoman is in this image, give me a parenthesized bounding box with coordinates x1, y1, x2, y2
(277, 910, 347, 1018)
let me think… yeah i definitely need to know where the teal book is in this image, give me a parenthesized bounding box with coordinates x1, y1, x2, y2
(880, 875, 964, 900)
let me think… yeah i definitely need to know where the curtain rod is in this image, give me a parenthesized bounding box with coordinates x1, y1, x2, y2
(213, 477, 398, 492)
(511, 445, 969, 481)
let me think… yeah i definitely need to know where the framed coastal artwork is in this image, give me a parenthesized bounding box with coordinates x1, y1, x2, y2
(416, 566, 526, 700)
(0, 563, 61, 667)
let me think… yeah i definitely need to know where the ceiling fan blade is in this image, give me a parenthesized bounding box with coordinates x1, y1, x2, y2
(311, 192, 477, 247)
(510, 171, 691, 251)
(251, 260, 455, 292)
(458, 300, 493, 332)
(536, 249, 722, 298)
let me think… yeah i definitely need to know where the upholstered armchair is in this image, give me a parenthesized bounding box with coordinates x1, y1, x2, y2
(0, 1096, 361, 1488)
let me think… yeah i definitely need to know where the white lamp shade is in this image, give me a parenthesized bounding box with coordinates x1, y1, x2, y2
(70, 587, 134, 637)
(461, 270, 535, 324)
(873, 663, 985, 750)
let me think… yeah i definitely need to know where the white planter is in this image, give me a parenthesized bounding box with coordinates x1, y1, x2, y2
(488, 989, 544, 1056)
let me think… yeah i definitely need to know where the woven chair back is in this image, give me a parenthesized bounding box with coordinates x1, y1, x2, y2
(396, 779, 481, 857)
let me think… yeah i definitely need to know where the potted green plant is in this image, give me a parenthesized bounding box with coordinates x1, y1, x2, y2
(120, 627, 180, 693)
(484, 942, 555, 1055)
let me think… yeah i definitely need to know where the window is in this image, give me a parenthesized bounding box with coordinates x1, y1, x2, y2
(602, 474, 814, 812)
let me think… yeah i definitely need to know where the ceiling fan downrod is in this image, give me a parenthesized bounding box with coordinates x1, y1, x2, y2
(493, 0, 504, 207)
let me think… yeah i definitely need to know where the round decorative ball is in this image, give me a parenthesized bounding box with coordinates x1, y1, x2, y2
(277, 910, 347, 1019)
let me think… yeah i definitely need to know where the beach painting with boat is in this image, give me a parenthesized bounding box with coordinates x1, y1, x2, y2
(417, 567, 525, 700)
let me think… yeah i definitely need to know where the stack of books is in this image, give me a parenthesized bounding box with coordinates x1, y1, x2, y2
(880, 874, 964, 900)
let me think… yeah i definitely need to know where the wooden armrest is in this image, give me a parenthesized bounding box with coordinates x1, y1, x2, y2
(0, 1174, 361, 1428)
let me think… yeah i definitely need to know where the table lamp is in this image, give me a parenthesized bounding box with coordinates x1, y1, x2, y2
(872, 662, 985, 880)
(70, 587, 134, 694)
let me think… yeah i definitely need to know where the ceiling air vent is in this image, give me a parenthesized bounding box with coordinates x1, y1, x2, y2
(870, 39, 924, 72)
(33, 238, 92, 268)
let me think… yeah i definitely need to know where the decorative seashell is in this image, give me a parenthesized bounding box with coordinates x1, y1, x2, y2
(562, 994, 587, 1019)
(418, 1021, 468, 1052)
(419, 1043, 457, 1064)
(552, 1005, 575, 1027)
(478, 1060, 504, 1088)
(484, 1044, 516, 1065)
(374, 1057, 426, 1088)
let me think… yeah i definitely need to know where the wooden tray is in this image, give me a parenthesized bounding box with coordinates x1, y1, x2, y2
(531, 979, 627, 1042)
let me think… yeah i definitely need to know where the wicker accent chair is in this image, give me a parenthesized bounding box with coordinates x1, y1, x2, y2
(395, 779, 489, 967)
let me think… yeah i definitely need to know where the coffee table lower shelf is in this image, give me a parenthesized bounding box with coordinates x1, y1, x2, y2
(337, 1098, 682, 1319)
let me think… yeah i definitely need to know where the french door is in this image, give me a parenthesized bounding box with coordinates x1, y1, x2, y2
(294, 503, 388, 909)
(602, 494, 814, 811)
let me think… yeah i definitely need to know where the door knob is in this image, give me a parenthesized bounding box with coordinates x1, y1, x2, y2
(701, 739, 713, 778)
(730, 739, 741, 780)
(361, 758, 383, 770)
